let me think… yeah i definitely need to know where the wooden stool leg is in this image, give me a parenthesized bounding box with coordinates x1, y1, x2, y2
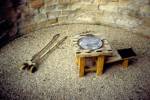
(122, 59, 128, 68)
(96, 55, 105, 76)
(76, 56, 79, 65)
(79, 57, 85, 77)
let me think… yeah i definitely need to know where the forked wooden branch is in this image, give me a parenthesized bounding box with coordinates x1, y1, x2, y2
(31, 34, 60, 62)
(20, 34, 67, 73)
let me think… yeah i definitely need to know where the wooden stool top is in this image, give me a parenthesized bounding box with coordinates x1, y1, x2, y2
(72, 34, 113, 57)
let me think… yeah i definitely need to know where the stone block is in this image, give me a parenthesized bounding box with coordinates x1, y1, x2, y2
(34, 13, 47, 23)
(140, 5, 150, 17)
(99, 3, 119, 13)
(58, 16, 68, 23)
(20, 17, 58, 33)
(31, 0, 44, 9)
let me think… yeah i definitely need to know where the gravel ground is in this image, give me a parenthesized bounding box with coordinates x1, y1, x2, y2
(0, 24, 150, 100)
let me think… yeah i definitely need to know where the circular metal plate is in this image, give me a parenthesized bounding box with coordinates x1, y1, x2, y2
(78, 35, 103, 50)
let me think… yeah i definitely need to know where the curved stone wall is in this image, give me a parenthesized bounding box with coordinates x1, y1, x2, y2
(20, 0, 150, 34)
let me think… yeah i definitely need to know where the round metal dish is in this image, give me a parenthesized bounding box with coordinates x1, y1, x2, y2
(78, 35, 103, 50)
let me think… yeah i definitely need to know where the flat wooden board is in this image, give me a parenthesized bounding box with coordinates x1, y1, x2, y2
(106, 50, 122, 64)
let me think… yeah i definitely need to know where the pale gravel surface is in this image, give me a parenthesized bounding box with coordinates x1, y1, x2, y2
(0, 24, 150, 100)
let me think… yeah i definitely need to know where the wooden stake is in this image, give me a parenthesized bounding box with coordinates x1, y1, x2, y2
(122, 59, 128, 68)
(79, 57, 85, 77)
(76, 56, 79, 65)
(96, 55, 105, 75)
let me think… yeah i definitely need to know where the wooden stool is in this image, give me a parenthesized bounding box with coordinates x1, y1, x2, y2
(76, 55, 106, 77)
(72, 34, 113, 77)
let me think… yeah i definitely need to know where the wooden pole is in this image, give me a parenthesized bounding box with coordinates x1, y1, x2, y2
(79, 57, 85, 77)
(96, 55, 105, 75)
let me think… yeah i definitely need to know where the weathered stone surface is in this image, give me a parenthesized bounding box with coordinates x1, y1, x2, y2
(140, 5, 150, 17)
(31, 0, 44, 9)
(21, 0, 150, 35)
(20, 18, 58, 33)
(33, 13, 47, 23)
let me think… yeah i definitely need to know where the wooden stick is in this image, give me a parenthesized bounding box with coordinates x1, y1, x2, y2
(35, 36, 68, 62)
(31, 34, 60, 62)
(96, 55, 105, 75)
(31, 36, 67, 72)
(20, 35, 67, 73)
(79, 57, 85, 77)
(122, 59, 128, 68)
